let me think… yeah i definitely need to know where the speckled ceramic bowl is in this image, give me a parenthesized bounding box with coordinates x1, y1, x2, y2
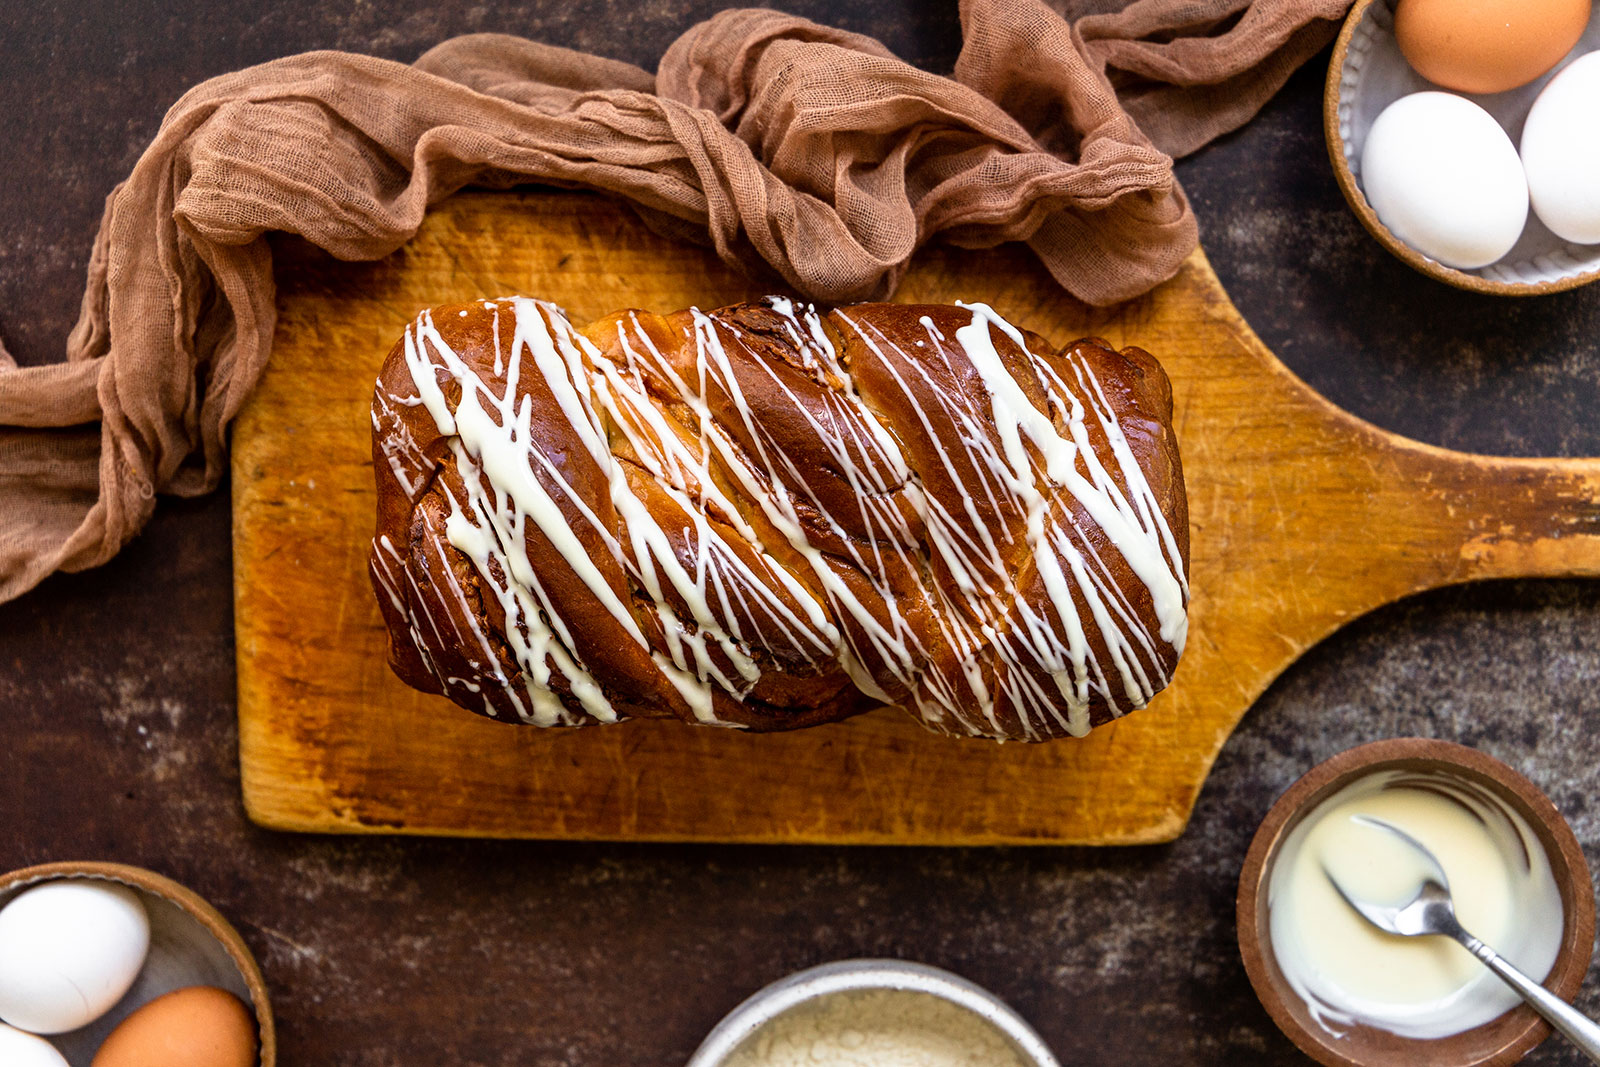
(686, 959, 1059, 1067)
(1238, 739, 1594, 1067)
(0, 862, 275, 1067)
(1326, 0, 1600, 294)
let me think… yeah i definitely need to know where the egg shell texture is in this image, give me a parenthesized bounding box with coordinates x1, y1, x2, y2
(0, 1024, 70, 1067)
(1521, 51, 1600, 245)
(1360, 92, 1529, 270)
(90, 985, 257, 1067)
(0, 881, 151, 1035)
(1395, 0, 1591, 94)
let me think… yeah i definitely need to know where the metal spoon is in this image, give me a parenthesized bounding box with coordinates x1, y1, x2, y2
(1323, 814, 1600, 1061)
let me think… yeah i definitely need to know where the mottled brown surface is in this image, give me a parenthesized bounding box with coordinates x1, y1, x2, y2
(1, 3, 1597, 1066)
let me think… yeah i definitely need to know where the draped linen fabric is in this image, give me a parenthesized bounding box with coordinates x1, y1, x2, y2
(0, 0, 1349, 603)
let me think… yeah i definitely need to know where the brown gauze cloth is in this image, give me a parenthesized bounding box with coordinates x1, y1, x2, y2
(0, 0, 1350, 604)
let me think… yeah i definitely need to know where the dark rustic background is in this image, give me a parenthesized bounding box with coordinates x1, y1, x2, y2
(2, 3, 1597, 1065)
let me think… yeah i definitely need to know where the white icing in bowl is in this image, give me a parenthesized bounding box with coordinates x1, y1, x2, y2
(1268, 768, 1563, 1039)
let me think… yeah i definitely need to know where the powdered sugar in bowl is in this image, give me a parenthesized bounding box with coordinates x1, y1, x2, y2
(687, 960, 1059, 1067)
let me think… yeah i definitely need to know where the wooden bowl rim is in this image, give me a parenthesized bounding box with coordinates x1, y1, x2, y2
(1237, 738, 1596, 1067)
(1322, 0, 1600, 297)
(0, 861, 277, 1067)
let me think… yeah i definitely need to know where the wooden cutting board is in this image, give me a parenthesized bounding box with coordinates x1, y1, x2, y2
(233, 190, 1600, 845)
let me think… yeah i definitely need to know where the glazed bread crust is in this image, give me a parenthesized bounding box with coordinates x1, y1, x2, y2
(370, 297, 1189, 741)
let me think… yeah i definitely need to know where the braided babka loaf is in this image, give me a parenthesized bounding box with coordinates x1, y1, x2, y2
(369, 296, 1189, 742)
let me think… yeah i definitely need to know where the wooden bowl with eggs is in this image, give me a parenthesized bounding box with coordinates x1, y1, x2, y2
(0, 861, 275, 1067)
(1326, 0, 1600, 295)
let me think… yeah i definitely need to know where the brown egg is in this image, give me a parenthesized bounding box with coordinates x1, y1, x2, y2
(91, 986, 256, 1067)
(1395, 0, 1592, 94)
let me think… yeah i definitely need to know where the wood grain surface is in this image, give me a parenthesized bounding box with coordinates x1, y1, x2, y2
(232, 190, 1600, 845)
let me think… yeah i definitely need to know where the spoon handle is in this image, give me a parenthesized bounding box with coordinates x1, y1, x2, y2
(1453, 929, 1600, 1062)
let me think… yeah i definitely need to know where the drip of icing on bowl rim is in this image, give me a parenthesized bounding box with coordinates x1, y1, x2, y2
(1268, 769, 1563, 1040)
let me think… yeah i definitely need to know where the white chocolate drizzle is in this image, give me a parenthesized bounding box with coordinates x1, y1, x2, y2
(371, 295, 1187, 739)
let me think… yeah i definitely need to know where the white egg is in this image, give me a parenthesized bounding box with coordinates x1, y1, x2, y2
(1522, 51, 1600, 245)
(1360, 92, 1528, 270)
(0, 880, 150, 1034)
(0, 1024, 69, 1067)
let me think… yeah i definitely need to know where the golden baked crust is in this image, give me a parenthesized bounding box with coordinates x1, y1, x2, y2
(370, 297, 1189, 741)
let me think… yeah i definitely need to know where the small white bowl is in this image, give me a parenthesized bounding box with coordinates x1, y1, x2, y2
(1327, 0, 1600, 294)
(687, 959, 1059, 1067)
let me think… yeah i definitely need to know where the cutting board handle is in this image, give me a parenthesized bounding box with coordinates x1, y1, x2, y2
(1202, 259, 1600, 599)
(235, 196, 1600, 846)
(1437, 454, 1600, 582)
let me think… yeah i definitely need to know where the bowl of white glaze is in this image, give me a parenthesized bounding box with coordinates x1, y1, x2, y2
(687, 959, 1059, 1067)
(1238, 739, 1595, 1067)
(1326, 0, 1600, 294)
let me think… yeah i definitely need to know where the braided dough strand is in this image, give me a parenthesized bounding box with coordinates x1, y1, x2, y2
(370, 296, 1188, 741)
